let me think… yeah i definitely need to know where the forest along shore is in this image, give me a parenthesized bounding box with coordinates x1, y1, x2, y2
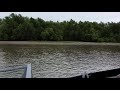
(0, 41, 120, 45)
(1, 13, 120, 42)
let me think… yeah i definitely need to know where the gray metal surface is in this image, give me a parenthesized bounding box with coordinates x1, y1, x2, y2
(26, 64, 32, 78)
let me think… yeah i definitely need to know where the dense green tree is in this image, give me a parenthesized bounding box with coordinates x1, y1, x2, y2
(0, 13, 120, 42)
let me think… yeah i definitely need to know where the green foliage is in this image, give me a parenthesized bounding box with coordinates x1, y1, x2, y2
(0, 13, 120, 42)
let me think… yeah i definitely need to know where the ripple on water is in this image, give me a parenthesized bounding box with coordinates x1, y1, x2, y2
(0, 45, 120, 78)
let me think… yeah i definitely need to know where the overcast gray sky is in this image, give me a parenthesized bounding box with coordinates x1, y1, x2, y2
(0, 12, 120, 23)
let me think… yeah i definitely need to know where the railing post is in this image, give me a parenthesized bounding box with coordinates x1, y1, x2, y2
(25, 64, 32, 78)
(81, 72, 89, 78)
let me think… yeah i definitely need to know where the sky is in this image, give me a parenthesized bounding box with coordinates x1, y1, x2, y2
(0, 12, 120, 23)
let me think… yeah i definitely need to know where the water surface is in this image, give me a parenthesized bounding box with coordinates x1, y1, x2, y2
(0, 43, 120, 78)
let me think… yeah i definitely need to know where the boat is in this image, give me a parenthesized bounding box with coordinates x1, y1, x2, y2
(70, 68, 120, 79)
(1, 63, 120, 78)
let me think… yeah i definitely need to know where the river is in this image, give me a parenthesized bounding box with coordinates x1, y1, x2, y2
(0, 42, 120, 78)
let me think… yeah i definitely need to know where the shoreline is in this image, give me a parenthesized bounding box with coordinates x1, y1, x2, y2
(0, 41, 120, 45)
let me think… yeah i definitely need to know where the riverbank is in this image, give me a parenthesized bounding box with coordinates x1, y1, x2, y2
(0, 41, 120, 45)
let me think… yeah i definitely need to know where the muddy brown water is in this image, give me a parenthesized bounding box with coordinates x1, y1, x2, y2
(0, 42, 120, 78)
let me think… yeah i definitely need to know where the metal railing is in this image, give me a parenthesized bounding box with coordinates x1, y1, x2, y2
(22, 64, 32, 78)
(0, 64, 32, 78)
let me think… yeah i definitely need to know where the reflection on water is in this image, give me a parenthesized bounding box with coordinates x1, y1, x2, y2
(0, 45, 120, 78)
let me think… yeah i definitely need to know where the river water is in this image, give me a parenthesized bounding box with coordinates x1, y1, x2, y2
(0, 44, 120, 78)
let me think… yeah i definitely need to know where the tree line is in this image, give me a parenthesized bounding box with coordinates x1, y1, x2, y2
(0, 13, 120, 42)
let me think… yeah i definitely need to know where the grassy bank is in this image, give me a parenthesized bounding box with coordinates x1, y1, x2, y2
(0, 41, 120, 45)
